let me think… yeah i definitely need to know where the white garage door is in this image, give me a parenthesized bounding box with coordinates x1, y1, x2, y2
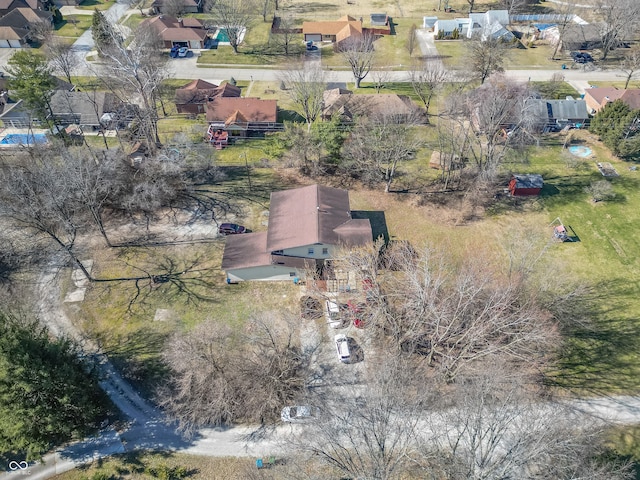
(8, 40, 21, 48)
(0, 40, 9, 48)
(305, 34, 321, 42)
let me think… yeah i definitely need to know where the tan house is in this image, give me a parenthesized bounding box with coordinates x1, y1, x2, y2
(303, 15, 364, 45)
(583, 87, 640, 114)
(222, 184, 373, 282)
(141, 15, 208, 49)
(174, 79, 241, 115)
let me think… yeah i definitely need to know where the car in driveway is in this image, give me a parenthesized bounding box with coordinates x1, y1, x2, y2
(281, 405, 317, 422)
(335, 334, 350, 362)
(218, 223, 247, 235)
(325, 299, 347, 328)
(170, 46, 193, 58)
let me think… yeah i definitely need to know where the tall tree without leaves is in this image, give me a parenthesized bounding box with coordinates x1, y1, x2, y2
(207, 0, 253, 54)
(409, 60, 448, 123)
(44, 38, 81, 84)
(619, 44, 640, 89)
(97, 21, 169, 152)
(279, 63, 326, 128)
(466, 36, 507, 84)
(339, 33, 375, 88)
(594, 0, 640, 60)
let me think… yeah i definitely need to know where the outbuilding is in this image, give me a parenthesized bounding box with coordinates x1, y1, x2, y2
(508, 174, 543, 196)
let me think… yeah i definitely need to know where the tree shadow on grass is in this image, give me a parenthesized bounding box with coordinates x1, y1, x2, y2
(545, 278, 640, 395)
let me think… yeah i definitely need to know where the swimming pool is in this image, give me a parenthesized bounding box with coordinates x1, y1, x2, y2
(0, 133, 48, 145)
(568, 145, 592, 158)
(215, 28, 231, 42)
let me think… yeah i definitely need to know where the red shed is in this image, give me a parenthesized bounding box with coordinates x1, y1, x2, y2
(508, 174, 543, 196)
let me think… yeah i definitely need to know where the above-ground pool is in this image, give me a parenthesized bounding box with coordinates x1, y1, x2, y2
(0, 133, 48, 145)
(568, 145, 592, 158)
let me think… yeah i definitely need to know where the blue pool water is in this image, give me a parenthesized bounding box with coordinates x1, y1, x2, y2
(216, 29, 230, 42)
(568, 145, 592, 158)
(0, 133, 47, 145)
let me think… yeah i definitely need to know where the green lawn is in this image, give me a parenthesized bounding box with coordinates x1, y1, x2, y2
(198, 21, 306, 66)
(76, 0, 116, 11)
(54, 16, 93, 37)
(121, 13, 146, 30)
(436, 40, 559, 70)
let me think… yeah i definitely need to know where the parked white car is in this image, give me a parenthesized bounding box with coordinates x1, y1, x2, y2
(325, 299, 346, 328)
(335, 334, 350, 363)
(281, 405, 317, 422)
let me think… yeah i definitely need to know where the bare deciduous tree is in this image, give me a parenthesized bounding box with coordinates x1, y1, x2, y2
(442, 76, 541, 180)
(279, 63, 326, 128)
(341, 113, 424, 192)
(160, 0, 188, 17)
(594, 0, 640, 60)
(370, 68, 391, 94)
(272, 17, 299, 55)
(424, 371, 632, 480)
(466, 36, 507, 84)
(45, 38, 81, 85)
(619, 44, 640, 89)
(160, 313, 312, 432)
(287, 356, 433, 480)
(339, 33, 375, 88)
(549, 1, 577, 60)
(207, 0, 253, 54)
(96, 21, 170, 152)
(409, 60, 448, 123)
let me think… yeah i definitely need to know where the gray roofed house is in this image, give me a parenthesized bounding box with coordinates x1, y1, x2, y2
(527, 98, 589, 130)
(48, 91, 136, 130)
(222, 184, 373, 282)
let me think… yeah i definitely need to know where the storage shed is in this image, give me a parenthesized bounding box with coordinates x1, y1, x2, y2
(509, 174, 543, 196)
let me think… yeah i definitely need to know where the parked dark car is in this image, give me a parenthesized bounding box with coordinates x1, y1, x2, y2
(570, 51, 593, 63)
(218, 223, 247, 235)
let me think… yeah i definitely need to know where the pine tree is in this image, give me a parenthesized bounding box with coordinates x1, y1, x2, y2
(0, 313, 110, 461)
(92, 9, 118, 54)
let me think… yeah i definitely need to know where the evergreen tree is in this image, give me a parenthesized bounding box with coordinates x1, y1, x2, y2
(0, 313, 110, 461)
(5, 51, 55, 123)
(590, 99, 640, 158)
(92, 9, 118, 54)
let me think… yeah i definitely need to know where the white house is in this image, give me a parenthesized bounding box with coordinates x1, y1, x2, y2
(433, 9, 513, 41)
(221, 184, 373, 282)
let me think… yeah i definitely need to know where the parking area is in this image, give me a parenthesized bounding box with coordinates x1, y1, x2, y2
(0, 48, 18, 71)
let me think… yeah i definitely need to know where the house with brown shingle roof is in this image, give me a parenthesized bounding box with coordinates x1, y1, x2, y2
(0, 0, 42, 16)
(0, 7, 51, 47)
(174, 79, 241, 114)
(583, 87, 640, 114)
(205, 97, 281, 141)
(322, 88, 424, 123)
(140, 15, 208, 49)
(303, 15, 364, 45)
(222, 184, 373, 282)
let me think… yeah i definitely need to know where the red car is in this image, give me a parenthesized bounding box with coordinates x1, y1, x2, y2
(347, 300, 367, 328)
(218, 223, 246, 235)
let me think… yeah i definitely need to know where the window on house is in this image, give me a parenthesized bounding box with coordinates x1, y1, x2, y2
(289, 272, 296, 277)
(308, 248, 314, 255)
(322, 248, 329, 255)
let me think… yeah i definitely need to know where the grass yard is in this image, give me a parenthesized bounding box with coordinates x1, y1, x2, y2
(198, 21, 306, 66)
(74, 168, 300, 394)
(436, 40, 558, 70)
(51, 451, 341, 480)
(76, 0, 116, 11)
(54, 16, 93, 38)
(121, 13, 146, 30)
